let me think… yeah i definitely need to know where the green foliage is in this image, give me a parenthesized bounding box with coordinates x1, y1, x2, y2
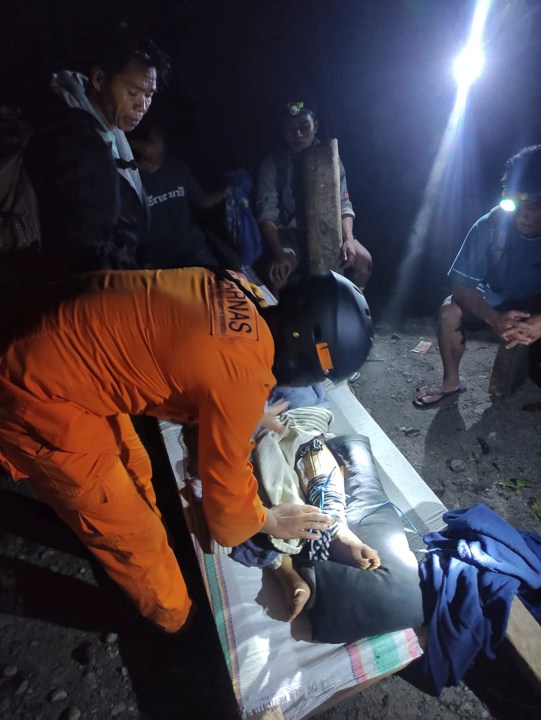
(496, 478, 537, 490)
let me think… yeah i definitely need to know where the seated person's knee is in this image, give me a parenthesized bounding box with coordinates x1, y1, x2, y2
(440, 295, 463, 327)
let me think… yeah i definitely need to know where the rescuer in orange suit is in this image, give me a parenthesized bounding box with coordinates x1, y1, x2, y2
(0, 267, 373, 632)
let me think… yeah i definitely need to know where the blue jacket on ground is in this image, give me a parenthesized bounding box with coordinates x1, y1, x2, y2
(419, 503, 541, 694)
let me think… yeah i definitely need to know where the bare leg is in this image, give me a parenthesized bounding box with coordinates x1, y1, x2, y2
(416, 297, 466, 405)
(328, 525, 381, 570)
(272, 554, 311, 621)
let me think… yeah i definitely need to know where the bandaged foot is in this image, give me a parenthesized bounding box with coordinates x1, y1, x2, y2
(329, 525, 381, 570)
(273, 554, 311, 621)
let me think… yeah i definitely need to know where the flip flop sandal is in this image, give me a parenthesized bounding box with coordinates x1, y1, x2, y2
(412, 380, 467, 410)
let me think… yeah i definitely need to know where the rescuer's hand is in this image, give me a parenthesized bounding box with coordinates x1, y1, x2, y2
(260, 400, 289, 435)
(261, 504, 333, 540)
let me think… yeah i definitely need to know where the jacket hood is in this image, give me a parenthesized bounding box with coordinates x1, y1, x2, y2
(50, 71, 143, 201)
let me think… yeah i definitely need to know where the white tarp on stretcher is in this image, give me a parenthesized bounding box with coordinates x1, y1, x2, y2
(160, 381, 449, 719)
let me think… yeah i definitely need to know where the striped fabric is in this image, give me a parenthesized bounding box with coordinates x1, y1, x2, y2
(296, 436, 345, 561)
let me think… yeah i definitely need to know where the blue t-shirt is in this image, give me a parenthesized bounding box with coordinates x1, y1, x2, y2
(448, 209, 541, 311)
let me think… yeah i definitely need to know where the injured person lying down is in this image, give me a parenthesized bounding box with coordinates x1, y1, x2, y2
(276, 437, 382, 622)
(228, 397, 424, 644)
(246, 422, 381, 623)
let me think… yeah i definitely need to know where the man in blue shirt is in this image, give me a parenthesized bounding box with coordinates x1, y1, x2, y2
(414, 145, 541, 408)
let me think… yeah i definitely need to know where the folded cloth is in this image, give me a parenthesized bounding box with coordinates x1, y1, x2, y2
(268, 383, 330, 410)
(419, 503, 541, 694)
(437, 505, 541, 586)
(230, 535, 281, 568)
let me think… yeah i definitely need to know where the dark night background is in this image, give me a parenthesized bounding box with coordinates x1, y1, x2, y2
(2, 0, 541, 316)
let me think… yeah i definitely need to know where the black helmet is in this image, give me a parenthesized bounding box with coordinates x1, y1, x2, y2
(271, 271, 373, 387)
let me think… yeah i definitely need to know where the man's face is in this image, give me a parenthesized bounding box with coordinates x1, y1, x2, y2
(282, 112, 318, 154)
(90, 59, 157, 132)
(513, 198, 541, 238)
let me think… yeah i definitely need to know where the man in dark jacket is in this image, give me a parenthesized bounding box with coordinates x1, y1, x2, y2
(24, 25, 170, 284)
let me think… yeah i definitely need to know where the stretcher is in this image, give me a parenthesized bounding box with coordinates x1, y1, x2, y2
(159, 381, 541, 718)
(159, 381, 432, 718)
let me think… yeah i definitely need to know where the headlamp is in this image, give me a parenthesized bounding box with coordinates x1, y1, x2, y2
(287, 101, 305, 116)
(499, 187, 541, 212)
(500, 196, 517, 212)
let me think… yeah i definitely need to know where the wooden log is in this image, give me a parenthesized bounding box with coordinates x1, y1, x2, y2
(488, 343, 530, 399)
(504, 596, 541, 696)
(303, 138, 343, 274)
(528, 338, 541, 388)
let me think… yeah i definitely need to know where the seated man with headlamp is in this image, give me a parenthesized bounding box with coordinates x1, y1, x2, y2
(255, 101, 372, 293)
(414, 144, 541, 408)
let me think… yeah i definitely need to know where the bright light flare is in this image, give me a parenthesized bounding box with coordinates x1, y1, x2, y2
(385, 1, 494, 324)
(453, 45, 485, 88)
(453, 0, 491, 96)
(500, 198, 517, 212)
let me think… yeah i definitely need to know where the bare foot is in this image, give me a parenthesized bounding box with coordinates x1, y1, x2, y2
(329, 525, 381, 570)
(272, 554, 311, 621)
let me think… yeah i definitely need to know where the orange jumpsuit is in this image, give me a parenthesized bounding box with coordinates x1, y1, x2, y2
(0, 268, 274, 631)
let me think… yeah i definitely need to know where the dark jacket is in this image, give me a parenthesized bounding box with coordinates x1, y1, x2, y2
(25, 106, 146, 283)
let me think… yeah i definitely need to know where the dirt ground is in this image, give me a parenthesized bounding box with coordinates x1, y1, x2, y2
(316, 317, 541, 720)
(0, 317, 540, 720)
